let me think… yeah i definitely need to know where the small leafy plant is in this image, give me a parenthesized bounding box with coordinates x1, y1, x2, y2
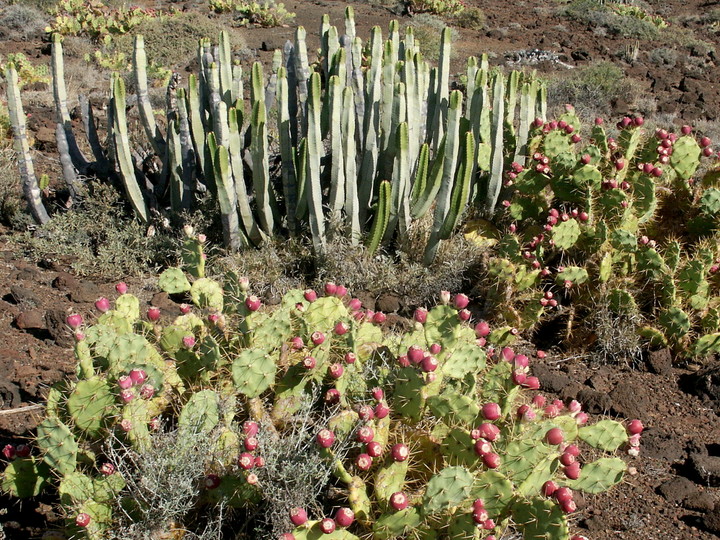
(207, 0, 295, 26)
(0, 232, 639, 539)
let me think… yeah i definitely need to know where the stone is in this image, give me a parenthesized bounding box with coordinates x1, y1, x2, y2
(45, 309, 75, 348)
(689, 453, 720, 487)
(575, 388, 612, 414)
(9, 284, 40, 307)
(656, 476, 697, 502)
(683, 491, 715, 512)
(68, 280, 100, 303)
(609, 377, 650, 419)
(645, 348, 673, 376)
(376, 293, 402, 314)
(531, 362, 571, 393)
(14, 309, 46, 330)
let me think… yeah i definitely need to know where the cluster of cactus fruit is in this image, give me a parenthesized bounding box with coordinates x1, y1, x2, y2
(5, 9, 546, 264)
(471, 105, 720, 358)
(0, 232, 639, 539)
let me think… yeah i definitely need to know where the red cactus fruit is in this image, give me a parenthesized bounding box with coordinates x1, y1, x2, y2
(477, 423, 500, 442)
(374, 402, 390, 419)
(289, 507, 308, 526)
(564, 462, 581, 479)
(542, 480, 558, 497)
(554, 486, 574, 503)
(453, 293, 469, 309)
(316, 429, 335, 448)
(355, 453, 373, 471)
(474, 439, 493, 457)
(391, 443, 410, 462)
(481, 403, 501, 421)
(328, 363, 344, 379)
(204, 474, 221, 489)
(333, 321, 349, 335)
(390, 491, 409, 511)
(324, 282, 338, 296)
(304, 289, 318, 302)
(421, 355, 439, 372)
(325, 388, 340, 404)
(238, 453, 255, 470)
(545, 427, 564, 445)
(628, 419, 644, 435)
(482, 452, 500, 469)
(344, 352, 357, 364)
(334, 508, 354, 528)
(244, 437, 259, 452)
(367, 441, 383, 457)
(75, 513, 91, 527)
(311, 331, 325, 345)
(95, 297, 111, 313)
(414, 307, 428, 323)
(302, 356, 316, 370)
(357, 426, 375, 444)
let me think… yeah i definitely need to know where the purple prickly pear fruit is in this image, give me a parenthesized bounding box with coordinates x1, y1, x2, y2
(66, 313, 83, 329)
(367, 441, 383, 457)
(560, 498, 577, 513)
(414, 307, 428, 323)
(524, 376, 540, 390)
(182, 335, 196, 349)
(473, 498, 485, 510)
(129, 369, 147, 385)
(477, 423, 500, 442)
(576, 412, 589, 424)
(701, 136, 712, 148)
(651, 166, 663, 177)
(429, 343, 442, 355)
(703, 146, 714, 157)
(475, 321, 491, 337)
(481, 403, 501, 421)
(474, 438, 493, 457)
(2, 444, 16, 460)
(554, 486, 574, 503)
(245, 296, 261, 312)
(334, 508, 354, 528)
(324, 282, 338, 296)
(333, 321, 349, 335)
(302, 356, 316, 370)
(565, 444, 580, 457)
(501, 347, 515, 362)
(453, 293, 469, 309)
(372, 387, 384, 401)
(335, 285, 348, 298)
(532, 395, 546, 407)
(304, 289, 318, 302)
(397, 354, 410, 367)
(316, 429, 335, 448)
(357, 426, 375, 444)
(289, 507, 308, 526)
(328, 363, 344, 379)
(254, 456, 265, 467)
(390, 492, 409, 511)
(244, 437, 259, 451)
(344, 352, 356, 364)
(628, 419, 644, 435)
(544, 405, 559, 418)
(407, 345, 425, 364)
(120, 419, 133, 432)
(325, 388, 340, 404)
(95, 297, 111, 313)
(357, 405, 375, 421)
(560, 452, 576, 466)
(514, 354, 529, 368)
(291, 336, 304, 350)
(472, 508, 489, 524)
(139, 384, 155, 400)
(391, 443, 409, 462)
(483, 518, 495, 530)
(120, 389, 135, 403)
(75, 513, 91, 527)
(99, 462, 115, 476)
(118, 375, 133, 390)
(681, 125, 692, 135)
(243, 421, 259, 437)
(246, 472, 259, 485)
(568, 400, 582, 413)
(372, 311, 386, 324)
(204, 474, 221, 489)
(238, 453, 254, 470)
(147, 306, 161, 321)
(374, 402, 390, 419)
(319, 519, 336, 534)
(458, 309, 471, 321)
(545, 427, 564, 445)
(421, 356, 439, 372)
(348, 298, 362, 310)
(571, 133, 581, 143)
(355, 453, 373, 471)
(115, 282, 128, 294)
(482, 452, 500, 469)
(542, 480, 558, 497)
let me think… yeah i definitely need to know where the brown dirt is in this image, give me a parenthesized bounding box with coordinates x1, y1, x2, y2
(2, 0, 720, 538)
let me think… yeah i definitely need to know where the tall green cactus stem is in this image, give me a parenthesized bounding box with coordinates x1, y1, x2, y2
(345, 6, 356, 40)
(485, 73, 505, 213)
(294, 26, 310, 136)
(367, 180, 391, 255)
(250, 98, 275, 236)
(386, 121, 411, 242)
(440, 129, 475, 239)
(176, 89, 195, 210)
(218, 31, 234, 106)
(55, 123, 82, 203)
(133, 35, 165, 156)
(514, 80, 538, 166)
(429, 27, 451, 153)
(212, 125, 243, 250)
(424, 90, 463, 264)
(78, 95, 111, 176)
(111, 75, 149, 223)
(359, 26, 383, 223)
(276, 67, 299, 235)
(380, 39, 397, 158)
(186, 74, 207, 177)
(328, 75, 345, 214)
(342, 87, 360, 244)
(306, 72, 327, 255)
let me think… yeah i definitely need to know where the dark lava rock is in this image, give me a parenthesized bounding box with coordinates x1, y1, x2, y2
(15, 266, 41, 282)
(609, 377, 650, 419)
(384, 313, 413, 333)
(531, 362, 571, 394)
(354, 291, 376, 312)
(45, 309, 75, 348)
(640, 428, 686, 463)
(68, 280, 100, 303)
(685, 361, 720, 404)
(0, 379, 21, 409)
(575, 388, 612, 414)
(683, 491, 716, 512)
(645, 348, 673, 376)
(704, 506, 720, 535)
(657, 476, 698, 502)
(9, 284, 40, 307)
(376, 293, 402, 314)
(689, 453, 720, 486)
(14, 309, 46, 330)
(52, 272, 80, 291)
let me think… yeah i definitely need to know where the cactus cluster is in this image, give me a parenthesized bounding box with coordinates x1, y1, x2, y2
(471, 107, 720, 358)
(1, 234, 636, 539)
(5, 10, 545, 264)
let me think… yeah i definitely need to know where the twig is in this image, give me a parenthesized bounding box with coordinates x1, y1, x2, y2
(0, 404, 44, 416)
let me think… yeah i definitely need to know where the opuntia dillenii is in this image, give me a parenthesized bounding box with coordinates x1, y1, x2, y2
(453, 293, 469, 309)
(560, 498, 577, 513)
(324, 282, 338, 296)
(367, 441, 383, 457)
(390, 491, 408, 511)
(115, 282, 128, 294)
(371, 387, 384, 401)
(335, 285, 348, 298)
(289, 507, 308, 526)
(244, 437, 259, 451)
(355, 453, 373, 471)
(182, 335, 196, 349)
(95, 297, 111, 312)
(316, 429, 335, 448)
(254, 456, 265, 468)
(129, 369, 147, 385)
(481, 403, 501, 421)
(334, 508, 354, 528)
(75, 513, 91, 527)
(333, 321, 349, 335)
(475, 321, 490, 337)
(139, 384, 154, 399)
(348, 298, 362, 310)
(482, 452, 500, 469)
(304, 289, 317, 302)
(118, 375, 133, 390)
(328, 363, 344, 379)
(238, 453, 254, 470)
(100, 462, 115, 476)
(204, 474, 221, 489)
(372, 311, 386, 324)
(66, 314, 83, 329)
(243, 421, 259, 437)
(374, 402, 390, 419)
(302, 356, 316, 370)
(325, 388, 340, 404)
(560, 452, 576, 466)
(120, 389, 135, 403)
(414, 307, 428, 323)
(407, 345, 425, 364)
(147, 306, 160, 321)
(357, 405, 374, 421)
(246, 472, 259, 485)
(474, 439, 493, 457)
(477, 423, 500, 442)
(542, 480, 558, 497)
(564, 462, 581, 479)
(546, 427, 564, 445)
(245, 296, 261, 312)
(472, 508, 489, 524)
(554, 486, 573, 503)
(311, 331, 325, 345)
(120, 419, 133, 432)
(391, 443, 409, 462)
(357, 426, 374, 444)
(319, 518, 336, 534)
(421, 355, 439, 372)
(458, 309, 471, 321)
(627, 419, 644, 435)
(524, 376, 540, 390)
(2, 444, 16, 460)
(344, 352, 356, 364)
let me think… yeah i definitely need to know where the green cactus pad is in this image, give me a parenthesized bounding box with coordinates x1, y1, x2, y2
(425, 305, 461, 349)
(573, 164, 602, 189)
(470, 470, 514, 516)
(658, 306, 691, 339)
(92, 472, 125, 503)
(567, 457, 625, 493)
(544, 129, 572, 159)
(446, 513, 478, 539)
(304, 296, 349, 333)
(1, 457, 51, 498)
(292, 521, 361, 540)
(190, 278, 224, 312)
(670, 135, 701, 180)
(36, 417, 78, 475)
(373, 508, 422, 540)
(232, 349, 276, 397)
(328, 410, 360, 439)
(375, 460, 409, 507)
(556, 266, 589, 286)
(252, 309, 293, 351)
(638, 326, 668, 347)
(114, 294, 141, 321)
(610, 229, 637, 253)
(632, 174, 657, 223)
(182, 237, 205, 278)
(422, 466, 474, 515)
(599, 252, 613, 282)
(121, 399, 152, 450)
(501, 439, 556, 496)
(58, 471, 93, 505)
(159, 267, 192, 294)
(348, 475, 372, 522)
(393, 367, 426, 421)
(427, 391, 480, 425)
(578, 420, 628, 451)
(159, 324, 188, 353)
(66, 377, 116, 437)
(608, 289, 637, 314)
(178, 389, 220, 438)
(693, 333, 720, 357)
(441, 427, 478, 467)
(551, 219, 581, 250)
(699, 187, 720, 215)
(441, 342, 486, 379)
(511, 497, 568, 540)
(74, 500, 113, 537)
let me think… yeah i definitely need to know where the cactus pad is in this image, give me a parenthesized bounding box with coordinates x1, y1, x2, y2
(511, 497, 568, 540)
(178, 389, 220, 438)
(670, 135, 701, 180)
(191, 278, 224, 311)
(159, 267, 192, 294)
(1, 457, 51, 498)
(373, 508, 422, 540)
(66, 377, 116, 437)
(568, 456, 625, 493)
(551, 219, 581, 250)
(422, 466, 474, 515)
(232, 349, 276, 397)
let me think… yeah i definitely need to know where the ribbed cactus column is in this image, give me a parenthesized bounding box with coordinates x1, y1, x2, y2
(485, 73, 505, 213)
(5, 63, 50, 224)
(306, 72, 326, 254)
(328, 75, 345, 215)
(341, 87, 360, 245)
(133, 35, 165, 156)
(276, 66, 298, 235)
(429, 27, 451, 153)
